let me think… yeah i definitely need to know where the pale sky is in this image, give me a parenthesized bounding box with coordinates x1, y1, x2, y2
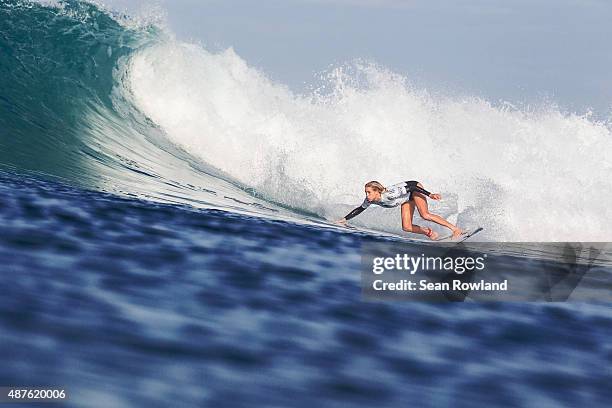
(103, 0, 612, 116)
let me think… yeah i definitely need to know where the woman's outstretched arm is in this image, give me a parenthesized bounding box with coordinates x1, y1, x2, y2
(336, 205, 366, 224)
(344, 206, 366, 220)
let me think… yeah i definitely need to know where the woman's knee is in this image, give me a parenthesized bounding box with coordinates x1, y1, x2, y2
(419, 211, 433, 221)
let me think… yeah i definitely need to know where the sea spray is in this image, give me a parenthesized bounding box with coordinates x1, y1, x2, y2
(127, 41, 612, 241)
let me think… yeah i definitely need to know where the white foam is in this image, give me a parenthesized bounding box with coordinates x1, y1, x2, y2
(127, 40, 612, 241)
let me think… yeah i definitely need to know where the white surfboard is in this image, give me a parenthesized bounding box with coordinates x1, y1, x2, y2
(437, 227, 484, 243)
(329, 221, 483, 244)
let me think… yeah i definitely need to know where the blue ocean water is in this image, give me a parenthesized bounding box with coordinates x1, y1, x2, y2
(0, 1, 611, 407)
(2, 168, 611, 408)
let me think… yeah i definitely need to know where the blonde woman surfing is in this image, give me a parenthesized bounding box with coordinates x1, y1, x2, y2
(336, 180, 463, 240)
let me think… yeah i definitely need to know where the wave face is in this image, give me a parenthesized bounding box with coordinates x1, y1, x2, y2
(1, 0, 611, 240)
(0, 0, 150, 182)
(0, 0, 275, 217)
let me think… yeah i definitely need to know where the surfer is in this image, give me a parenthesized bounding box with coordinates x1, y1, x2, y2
(335, 180, 463, 240)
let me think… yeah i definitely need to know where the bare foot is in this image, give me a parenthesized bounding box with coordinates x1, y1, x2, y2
(451, 228, 463, 239)
(426, 227, 439, 240)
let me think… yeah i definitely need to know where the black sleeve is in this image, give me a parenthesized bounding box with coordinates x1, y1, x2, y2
(405, 181, 431, 197)
(344, 206, 366, 220)
(413, 185, 431, 197)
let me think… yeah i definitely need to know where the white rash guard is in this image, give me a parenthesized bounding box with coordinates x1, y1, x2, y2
(362, 181, 426, 208)
(343, 180, 432, 220)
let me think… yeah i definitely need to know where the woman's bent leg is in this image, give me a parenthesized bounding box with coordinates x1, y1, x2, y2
(413, 183, 462, 237)
(401, 201, 437, 239)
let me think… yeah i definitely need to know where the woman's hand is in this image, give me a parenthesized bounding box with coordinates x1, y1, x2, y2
(334, 218, 348, 225)
(430, 193, 442, 200)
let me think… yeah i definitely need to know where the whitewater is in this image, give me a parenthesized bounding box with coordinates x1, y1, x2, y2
(1, 0, 611, 241)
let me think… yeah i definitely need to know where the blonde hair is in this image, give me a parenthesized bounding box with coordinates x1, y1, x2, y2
(365, 180, 385, 192)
